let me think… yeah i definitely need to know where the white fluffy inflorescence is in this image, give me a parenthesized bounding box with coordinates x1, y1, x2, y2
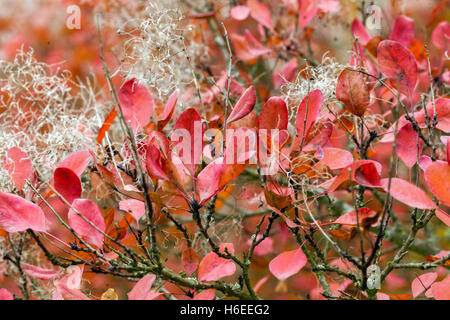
(282, 55, 345, 120)
(118, 0, 208, 100)
(0, 49, 97, 192)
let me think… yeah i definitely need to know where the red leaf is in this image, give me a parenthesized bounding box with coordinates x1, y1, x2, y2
(351, 18, 371, 45)
(157, 89, 178, 131)
(432, 21, 450, 50)
(4, 147, 33, 191)
(377, 40, 418, 96)
(328, 160, 383, 192)
(68, 199, 105, 248)
(57, 150, 92, 177)
(336, 68, 370, 116)
(390, 15, 415, 47)
(296, 90, 323, 144)
(411, 272, 437, 298)
(297, 0, 318, 29)
(230, 5, 250, 20)
(0, 191, 46, 233)
(128, 274, 162, 300)
(227, 85, 257, 123)
(247, 0, 273, 30)
(197, 156, 248, 204)
(332, 208, 380, 239)
(23, 263, 61, 280)
(145, 143, 169, 181)
(424, 161, 450, 207)
(171, 108, 204, 176)
(118, 78, 155, 135)
(198, 243, 236, 282)
(395, 122, 422, 169)
(181, 247, 199, 276)
(119, 199, 145, 223)
(318, 147, 353, 170)
(272, 58, 298, 89)
(269, 247, 307, 281)
(259, 96, 288, 131)
(54, 168, 82, 205)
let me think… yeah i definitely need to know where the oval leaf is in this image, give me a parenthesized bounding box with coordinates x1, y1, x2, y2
(269, 247, 307, 281)
(68, 199, 105, 248)
(0, 191, 46, 233)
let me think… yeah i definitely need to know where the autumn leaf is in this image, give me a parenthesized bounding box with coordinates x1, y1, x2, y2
(0, 191, 46, 233)
(336, 68, 371, 117)
(68, 199, 106, 248)
(118, 78, 155, 135)
(377, 40, 418, 97)
(4, 147, 33, 191)
(197, 243, 236, 282)
(269, 247, 307, 281)
(181, 247, 199, 276)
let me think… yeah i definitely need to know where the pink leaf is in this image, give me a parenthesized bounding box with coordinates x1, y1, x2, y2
(430, 275, 450, 300)
(0, 288, 13, 300)
(128, 274, 161, 300)
(411, 272, 437, 298)
(318, 147, 354, 170)
(4, 147, 32, 191)
(53, 167, 82, 204)
(119, 199, 145, 223)
(247, 0, 273, 30)
(377, 40, 418, 96)
(181, 247, 199, 276)
(297, 0, 318, 29)
(272, 58, 298, 89)
(193, 289, 216, 300)
(351, 18, 371, 45)
(198, 243, 236, 282)
(23, 263, 61, 280)
(118, 78, 155, 135)
(230, 5, 250, 20)
(414, 98, 450, 133)
(431, 21, 450, 50)
(0, 191, 46, 232)
(269, 247, 307, 281)
(227, 85, 257, 123)
(390, 15, 415, 47)
(68, 199, 105, 248)
(57, 150, 92, 177)
(381, 178, 437, 210)
(395, 122, 422, 169)
(295, 89, 324, 143)
(244, 30, 271, 57)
